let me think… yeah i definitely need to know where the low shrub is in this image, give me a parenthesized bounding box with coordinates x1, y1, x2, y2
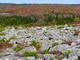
(0, 27, 5, 32)
(14, 26, 18, 29)
(0, 37, 6, 43)
(42, 50, 50, 54)
(57, 26, 64, 29)
(63, 40, 68, 44)
(51, 26, 55, 28)
(63, 50, 73, 55)
(23, 51, 39, 59)
(6, 37, 17, 43)
(35, 43, 42, 50)
(46, 27, 50, 30)
(0, 33, 6, 36)
(52, 42, 59, 47)
(9, 37, 17, 40)
(62, 40, 72, 45)
(67, 23, 72, 27)
(50, 57, 54, 60)
(31, 31, 35, 33)
(35, 43, 42, 47)
(31, 40, 39, 46)
(43, 31, 48, 33)
(56, 19, 66, 25)
(13, 45, 24, 51)
(39, 22, 48, 25)
(77, 57, 80, 60)
(30, 40, 42, 50)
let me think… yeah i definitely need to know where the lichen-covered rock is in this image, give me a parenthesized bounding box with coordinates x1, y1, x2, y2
(49, 44, 71, 52)
(39, 44, 51, 51)
(20, 57, 35, 60)
(44, 54, 57, 60)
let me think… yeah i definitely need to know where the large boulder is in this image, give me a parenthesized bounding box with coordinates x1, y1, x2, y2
(39, 44, 52, 51)
(35, 58, 44, 60)
(44, 54, 57, 60)
(49, 44, 71, 52)
(20, 57, 35, 60)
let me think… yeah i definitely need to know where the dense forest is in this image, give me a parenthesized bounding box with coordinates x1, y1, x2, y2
(0, 14, 79, 26)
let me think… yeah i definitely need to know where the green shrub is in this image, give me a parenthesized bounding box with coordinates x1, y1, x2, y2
(52, 42, 59, 47)
(13, 45, 24, 51)
(67, 23, 72, 27)
(0, 27, 5, 32)
(50, 57, 54, 60)
(39, 27, 43, 30)
(50, 22, 56, 24)
(23, 52, 39, 59)
(77, 58, 80, 60)
(0, 33, 6, 36)
(43, 31, 48, 33)
(42, 50, 50, 54)
(51, 26, 55, 28)
(57, 26, 64, 29)
(35, 43, 42, 47)
(46, 27, 50, 30)
(39, 22, 48, 25)
(44, 16, 54, 23)
(31, 40, 39, 46)
(63, 50, 73, 55)
(56, 19, 66, 25)
(31, 31, 35, 33)
(14, 26, 18, 29)
(63, 40, 68, 44)
(0, 37, 6, 43)
(9, 37, 17, 40)
(6, 37, 17, 43)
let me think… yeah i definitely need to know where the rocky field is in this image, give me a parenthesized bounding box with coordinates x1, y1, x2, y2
(0, 24, 80, 60)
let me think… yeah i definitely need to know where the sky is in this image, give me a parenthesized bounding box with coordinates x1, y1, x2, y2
(0, 0, 80, 4)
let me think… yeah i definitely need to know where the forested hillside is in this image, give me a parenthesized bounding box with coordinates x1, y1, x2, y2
(0, 3, 80, 26)
(0, 4, 80, 17)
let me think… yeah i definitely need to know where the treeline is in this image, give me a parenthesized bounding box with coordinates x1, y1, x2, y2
(41, 14, 75, 25)
(0, 14, 79, 26)
(0, 15, 38, 26)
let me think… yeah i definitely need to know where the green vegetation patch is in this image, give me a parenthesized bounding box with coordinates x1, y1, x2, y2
(43, 31, 48, 33)
(0, 37, 6, 43)
(0, 27, 5, 32)
(6, 37, 17, 43)
(77, 58, 80, 60)
(42, 50, 50, 54)
(30, 40, 42, 47)
(23, 51, 39, 59)
(31, 40, 39, 46)
(50, 57, 54, 60)
(63, 40, 68, 44)
(31, 31, 35, 33)
(52, 42, 59, 47)
(0, 16, 38, 26)
(63, 50, 73, 55)
(0, 33, 6, 36)
(35, 43, 42, 47)
(67, 23, 72, 27)
(57, 26, 64, 29)
(13, 45, 24, 51)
